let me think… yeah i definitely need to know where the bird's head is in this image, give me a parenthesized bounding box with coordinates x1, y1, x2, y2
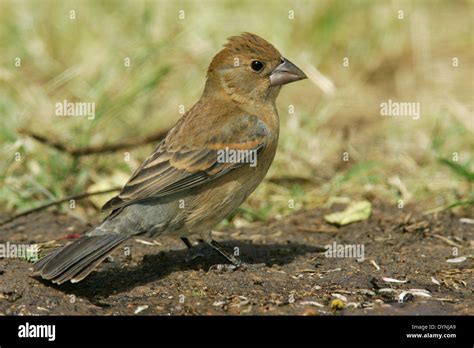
(205, 33, 307, 105)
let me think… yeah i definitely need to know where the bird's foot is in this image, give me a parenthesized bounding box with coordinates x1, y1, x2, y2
(239, 262, 266, 270)
(208, 262, 266, 273)
(208, 263, 239, 273)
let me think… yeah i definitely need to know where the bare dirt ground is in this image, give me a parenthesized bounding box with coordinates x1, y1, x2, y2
(0, 202, 472, 315)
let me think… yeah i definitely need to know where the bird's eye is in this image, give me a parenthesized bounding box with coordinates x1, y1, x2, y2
(251, 60, 264, 72)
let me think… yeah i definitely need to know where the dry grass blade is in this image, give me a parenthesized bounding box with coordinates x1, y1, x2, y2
(18, 128, 169, 157)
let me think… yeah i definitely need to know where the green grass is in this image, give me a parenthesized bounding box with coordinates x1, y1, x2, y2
(439, 158, 474, 182)
(1, 0, 473, 221)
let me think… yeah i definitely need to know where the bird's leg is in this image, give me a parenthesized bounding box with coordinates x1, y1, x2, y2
(182, 237, 206, 262)
(208, 239, 242, 268)
(181, 237, 194, 249)
(208, 240, 267, 272)
(181, 237, 205, 249)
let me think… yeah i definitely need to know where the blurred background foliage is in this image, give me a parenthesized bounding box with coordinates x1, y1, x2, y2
(1, 0, 473, 225)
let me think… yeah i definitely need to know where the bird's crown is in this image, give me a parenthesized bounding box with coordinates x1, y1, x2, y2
(208, 32, 281, 74)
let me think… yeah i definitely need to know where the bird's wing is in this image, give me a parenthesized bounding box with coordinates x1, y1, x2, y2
(101, 114, 270, 212)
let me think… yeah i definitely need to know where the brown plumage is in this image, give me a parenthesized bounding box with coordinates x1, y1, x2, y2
(33, 33, 307, 284)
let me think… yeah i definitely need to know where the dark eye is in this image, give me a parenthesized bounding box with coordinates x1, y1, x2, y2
(251, 60, 264, 72)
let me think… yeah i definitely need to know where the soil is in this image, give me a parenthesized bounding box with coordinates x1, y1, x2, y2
(0, 202, 472, 315)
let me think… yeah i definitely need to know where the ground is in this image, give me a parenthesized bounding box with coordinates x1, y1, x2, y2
(0, 202, 472, 315)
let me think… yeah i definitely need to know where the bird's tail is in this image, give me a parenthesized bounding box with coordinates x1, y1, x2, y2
(33, 234, 128, 284)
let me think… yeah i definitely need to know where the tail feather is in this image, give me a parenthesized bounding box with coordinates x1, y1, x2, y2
(32, 247, 62, 270)
(70, 251, 118, 283)
(40, 235, 122, 279)
(33, 234, 128, 284)
(51, 236, 127, 284)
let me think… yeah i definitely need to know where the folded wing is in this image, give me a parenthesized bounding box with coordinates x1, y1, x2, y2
(102, 114, 270, 212)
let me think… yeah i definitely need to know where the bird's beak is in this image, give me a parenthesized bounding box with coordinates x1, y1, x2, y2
(269, 57, 307, 86)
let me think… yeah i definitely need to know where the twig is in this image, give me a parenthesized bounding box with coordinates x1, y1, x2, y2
(296, 226, 339, 233)
(18, 128, 169, 157)
(268, 175, 319, 185)
(422, 199, 474, 215)
(0, 187, 121, 226)
(428, 233, 464, 248)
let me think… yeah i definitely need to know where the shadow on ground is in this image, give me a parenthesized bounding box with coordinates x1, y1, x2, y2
(39, 241, 324, 300)
(0, 202, 472, 315)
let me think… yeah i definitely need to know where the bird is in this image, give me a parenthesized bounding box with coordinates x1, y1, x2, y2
(33, 32, 307, 284)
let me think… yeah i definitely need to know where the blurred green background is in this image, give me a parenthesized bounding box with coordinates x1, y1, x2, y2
(1, 0, 473, 224)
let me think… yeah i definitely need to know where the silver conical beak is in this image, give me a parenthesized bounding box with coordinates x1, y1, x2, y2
(269, 57, 307, 86)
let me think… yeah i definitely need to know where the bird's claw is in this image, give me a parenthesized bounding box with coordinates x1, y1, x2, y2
(239, 262, 266, 270)
(208, 262, 266, 273)
(209, 263, 239, 273)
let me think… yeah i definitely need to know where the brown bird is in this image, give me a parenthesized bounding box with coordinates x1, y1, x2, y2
(33, 32, 307, 284)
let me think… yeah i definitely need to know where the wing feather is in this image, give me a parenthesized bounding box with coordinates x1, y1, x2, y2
(101, 114, 270, 212)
